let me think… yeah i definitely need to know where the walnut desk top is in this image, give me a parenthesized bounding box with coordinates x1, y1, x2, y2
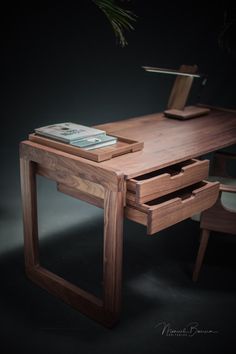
(95, 107, 236, 178)
(22, 107, 236, 180)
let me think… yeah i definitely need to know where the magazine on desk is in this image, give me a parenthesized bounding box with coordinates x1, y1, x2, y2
(35, 122, 117, 150)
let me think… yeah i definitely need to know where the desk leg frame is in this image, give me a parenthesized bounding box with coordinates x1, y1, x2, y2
(20, 157, 124, 327)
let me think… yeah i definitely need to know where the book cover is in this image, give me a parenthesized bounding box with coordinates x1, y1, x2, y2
(35, 122, 105, 143)
(70, 134, 117, 150)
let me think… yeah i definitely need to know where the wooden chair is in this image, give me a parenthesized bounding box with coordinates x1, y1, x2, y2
(192, 151, 236, 281)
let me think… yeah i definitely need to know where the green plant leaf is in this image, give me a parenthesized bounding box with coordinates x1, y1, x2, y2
(92, 0, 136, 47)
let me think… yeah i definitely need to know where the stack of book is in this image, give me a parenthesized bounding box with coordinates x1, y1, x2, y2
(35, 122, 117, 150)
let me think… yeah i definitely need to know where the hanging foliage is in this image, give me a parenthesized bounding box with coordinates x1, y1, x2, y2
(92, 0, 136, 47)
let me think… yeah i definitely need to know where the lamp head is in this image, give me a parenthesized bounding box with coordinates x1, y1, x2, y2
(142, 66, 201, 78)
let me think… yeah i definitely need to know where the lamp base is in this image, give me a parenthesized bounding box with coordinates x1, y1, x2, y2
(164, 105, 210, 120)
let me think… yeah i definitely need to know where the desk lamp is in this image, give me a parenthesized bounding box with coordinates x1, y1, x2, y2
(143, 64, 210, 119)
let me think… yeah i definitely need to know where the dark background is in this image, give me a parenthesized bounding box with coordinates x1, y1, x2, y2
(1, 1, 236, 354)
(2, 0, 236, 147)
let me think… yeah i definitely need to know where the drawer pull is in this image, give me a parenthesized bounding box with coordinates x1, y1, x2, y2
(127, 159, 209, 203)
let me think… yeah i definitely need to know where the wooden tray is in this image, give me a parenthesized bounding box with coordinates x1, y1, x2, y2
(28, 133, 143, 162)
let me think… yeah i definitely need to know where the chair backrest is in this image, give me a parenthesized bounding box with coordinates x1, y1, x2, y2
(212, 151, 236, 178)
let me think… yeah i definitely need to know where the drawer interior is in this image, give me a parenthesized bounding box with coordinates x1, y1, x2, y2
(131, 159, 195, 181)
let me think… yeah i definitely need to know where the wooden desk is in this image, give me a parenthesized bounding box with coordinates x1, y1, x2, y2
(20, 107, 236, 327)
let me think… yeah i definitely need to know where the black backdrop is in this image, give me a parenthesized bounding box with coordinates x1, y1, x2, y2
(1, 3, 236, 353)
(2, 0, 236, 148)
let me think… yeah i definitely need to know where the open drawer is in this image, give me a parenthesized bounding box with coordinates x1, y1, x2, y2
(126, 159, 209, 204)
(125, 180, 219, 235)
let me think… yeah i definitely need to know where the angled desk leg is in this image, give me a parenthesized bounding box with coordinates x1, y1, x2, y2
(20, 156, 124, 327)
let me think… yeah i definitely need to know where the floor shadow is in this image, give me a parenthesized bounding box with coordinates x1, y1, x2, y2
(1, 170, 236, 354)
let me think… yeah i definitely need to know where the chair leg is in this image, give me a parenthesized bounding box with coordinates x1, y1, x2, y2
(192, 229, 210, 282)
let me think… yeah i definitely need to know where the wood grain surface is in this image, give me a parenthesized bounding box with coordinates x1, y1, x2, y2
(95, 108, 236, 178)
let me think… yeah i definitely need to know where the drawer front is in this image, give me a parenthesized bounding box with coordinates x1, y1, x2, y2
(125, 180, 219, 235)
(126, 159, 209, 203)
